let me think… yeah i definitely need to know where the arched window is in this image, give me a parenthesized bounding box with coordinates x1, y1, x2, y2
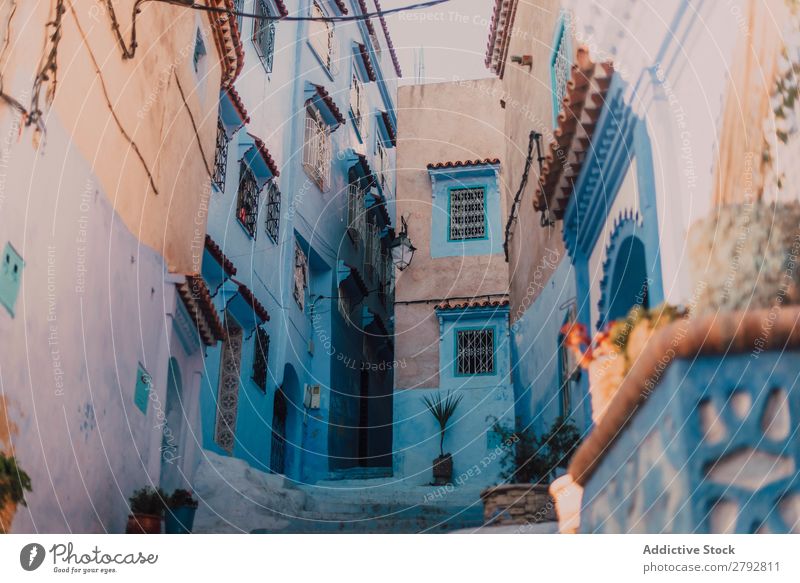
(601, 231, 650, 325)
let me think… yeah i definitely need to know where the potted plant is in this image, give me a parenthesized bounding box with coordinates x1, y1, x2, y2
(561, 303, 685, 423)
(482, 417, 581, 525)
(165, 489, 198, 534)
(0, 453, 32, 534)
(126, 486, 165, 534)
(421, 390, 463, 485)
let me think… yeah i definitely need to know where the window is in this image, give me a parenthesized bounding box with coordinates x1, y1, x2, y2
(212, 119, 229, 191)
(193, 29, 207, 73)
(379, 251, 392, 307)
(252, 327, 270, 392)
(253, 0, 276, 73)
(350, 73, 367, 138)
(236, 162, 260, 238)
(558, 310, 578, 417)
(347, 183, 366, 244)
(551, 14, 571, 123)
(303, 104, 331, 190)
(449, 187, 486, 240)
(309, 1, 336, 71)
(456, 328, 495, 375)
(264, 181, 281, 242)
(337, 285, 352, 324)
(376, 139, 392, 194)
(234, 0, 245, 31)
(293, 243, 308, 310)
(215, 317, 243, 453)
(364, 221, 381, 281)
(369, 30, 382, 57)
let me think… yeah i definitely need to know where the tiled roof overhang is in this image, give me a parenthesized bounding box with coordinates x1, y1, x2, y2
(177, 276, 226, 346)
(356, 43, 377, 82)
(534, 47, 614, 220)
(232, 279, 270, 322)
(308, 83, 346, 126)
(356, 0, 377, 35)
(379, 111, 396, 146)
(221, 86, 249, 125)
(568, 306, 800, 487)
(485, 0, 518, 77)
(205, 234, 237, 277)
(337, 261, 370, 298)
(333, 0, 349, 15)
(246, 133, 281, 178)
(274, 0, 289, 17)
(427, 158, 500, 170)
(373, 0, 403, 77)
(208, 0, 245, 88)
(435, 298, 510, 311)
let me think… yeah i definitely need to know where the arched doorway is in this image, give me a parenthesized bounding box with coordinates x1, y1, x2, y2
(603, 232, 649, 324)
(270, 389, 287, 475)
(161, 358, 184, 492)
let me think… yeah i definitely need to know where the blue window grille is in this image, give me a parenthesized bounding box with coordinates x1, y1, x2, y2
(448, 187, 486, 241)
(550, 12, 572, 126)
(212, 119, 229, 191)
(456, 328, 495, 375)
(237, 162, 261, 238)
(254, 0, 276, 73)
(264, 181, 281, 242)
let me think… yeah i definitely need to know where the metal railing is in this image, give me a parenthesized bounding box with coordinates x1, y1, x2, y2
(303, 113, 331, 190)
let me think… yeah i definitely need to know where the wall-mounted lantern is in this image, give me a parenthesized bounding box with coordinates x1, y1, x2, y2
(391, 215, 416, 272)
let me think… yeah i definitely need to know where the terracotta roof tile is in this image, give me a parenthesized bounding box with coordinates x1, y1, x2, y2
(177, 276, 226, 345)
(333, 0, 348, 15)
(380, 110, 396, 146)
(205, 234, 237, 277)
(224, 86, 249, 124)
(356, 0, 377, 35)
(274, 0, 289, 17)
(568, 306, 800, 487)
(485, 0, 518, 77)
(435, 298, 510, 311)
(373, 0, 402, 77)
(313, 84, 346, 126)
(357, 43, 377, 82)
(427, 158, 500, 170)
(533, 47, 614, 219)
(233, 280, 270, 322)
(247, 133, 280, 177)
(208, 0, 245, 88)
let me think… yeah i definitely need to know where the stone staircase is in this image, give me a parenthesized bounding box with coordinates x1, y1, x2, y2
(192, 452, 486, 533)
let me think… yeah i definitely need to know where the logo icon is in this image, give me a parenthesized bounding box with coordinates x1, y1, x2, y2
(20, 543, 46, 571)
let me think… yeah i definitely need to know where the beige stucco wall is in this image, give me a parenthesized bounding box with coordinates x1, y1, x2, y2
(394, 78, 509, 390)
(0, 0, 222, 274)
(496, 0, 566, 322)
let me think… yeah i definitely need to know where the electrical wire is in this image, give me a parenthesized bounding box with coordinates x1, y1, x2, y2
(503, 131, 541, 262)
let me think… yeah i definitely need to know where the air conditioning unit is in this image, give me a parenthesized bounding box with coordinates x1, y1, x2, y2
(304, 384, 321, 409)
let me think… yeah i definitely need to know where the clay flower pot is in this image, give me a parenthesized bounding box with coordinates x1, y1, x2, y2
(587, 350, 626, 424)
(125, 513, 162, 534)
(432, 453, 453, 485)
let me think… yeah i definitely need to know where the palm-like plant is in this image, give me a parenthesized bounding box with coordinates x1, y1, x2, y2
(422, 391, 463, 457)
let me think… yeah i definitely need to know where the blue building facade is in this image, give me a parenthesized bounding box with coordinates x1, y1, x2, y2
(196, 0, 399, 484)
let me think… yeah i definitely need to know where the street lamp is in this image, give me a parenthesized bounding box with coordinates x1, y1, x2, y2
(391, 215, 416, 271)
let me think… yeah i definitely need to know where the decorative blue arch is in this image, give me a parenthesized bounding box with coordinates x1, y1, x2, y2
(597, 213, 649, 328)
(562, 77, 664, 333)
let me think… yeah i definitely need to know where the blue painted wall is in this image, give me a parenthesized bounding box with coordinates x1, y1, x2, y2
(198, 0, 398, 484)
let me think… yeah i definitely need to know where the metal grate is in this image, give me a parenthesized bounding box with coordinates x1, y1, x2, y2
(215, 318, 243, 452)
(293, 243, 308, 310)
(449, 187, 486, 240)
(252, 327, 270, 392)
(237, 162, 260, 238)
(212, 119, 229, 191)
(456, 329, 495, 375)
(303, 106, 331, 190)
(376, 139, 392, 195)
(364, 222, 381, 281)
(552, 26, 571, 117)
(265, 181, 281, 242)
(234, 0, 245, 31)
(309, 1, 336, 71)
(347, 183, 366, 244)
(254, 0, 276, 73)
(350, 73, 366, 137)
